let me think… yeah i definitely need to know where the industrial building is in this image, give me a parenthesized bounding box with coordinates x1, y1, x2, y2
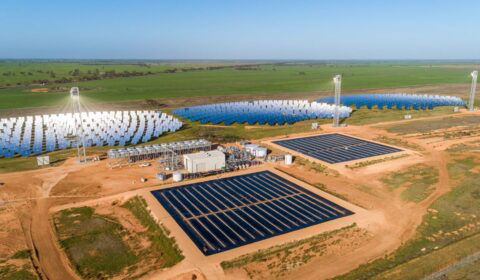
(244, 144, 268, 157)
(183, 150, 226, 173)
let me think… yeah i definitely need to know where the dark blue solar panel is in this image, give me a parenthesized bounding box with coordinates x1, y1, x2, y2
(273, 133, 403, 164)
(151, 171, 354, 255)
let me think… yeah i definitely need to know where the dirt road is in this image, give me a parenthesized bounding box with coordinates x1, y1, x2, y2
(30, 198, 78, 280)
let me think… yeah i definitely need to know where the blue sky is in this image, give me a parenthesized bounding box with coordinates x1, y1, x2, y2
(0, 0, 479, 59)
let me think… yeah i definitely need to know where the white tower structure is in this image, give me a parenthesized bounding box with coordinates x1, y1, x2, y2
(70, 87, 87, 163)
(469, 71, 478, 111)
(333, 74, 342, 127)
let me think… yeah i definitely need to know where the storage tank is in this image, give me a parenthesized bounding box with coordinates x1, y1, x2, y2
(285, 154, 293, 165)
(173, 172, 183, 182)
(156, 173, 166, 181)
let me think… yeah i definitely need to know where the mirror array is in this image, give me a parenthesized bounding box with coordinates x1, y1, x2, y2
(0, 110, 183, 158)
(317, 94, 465, 110)
(173, 100, 353, 126)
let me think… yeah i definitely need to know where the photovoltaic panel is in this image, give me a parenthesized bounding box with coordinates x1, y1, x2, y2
(273, 133, 403, 164)
(151, 171, 354, 255)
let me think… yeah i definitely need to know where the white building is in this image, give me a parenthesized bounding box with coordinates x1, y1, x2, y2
(183, 150, 226, 173)
(245, 144, 268, 157)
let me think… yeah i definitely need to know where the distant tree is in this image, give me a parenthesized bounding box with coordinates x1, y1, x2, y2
(72, 69, 81, 76)
(299, 72, 306, 75)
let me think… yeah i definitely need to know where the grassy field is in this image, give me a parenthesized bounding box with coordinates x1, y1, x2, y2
(121, 196, 184, 268)
(0, 61, 476, 109)
(373, 136, 425, 151)
(376, 233, 480, 279)
(443, 255, 480, 279)
(54, 197, 184, 279)
(54, 207, 138, 279)
(335, 144, 480, 280)
(0, 249, 37, 280)
(385, 115, 480, 134)
(381, 163, 439, 202)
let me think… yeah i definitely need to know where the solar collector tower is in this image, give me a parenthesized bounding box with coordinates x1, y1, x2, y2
(333, 75, 342, 127)
(469, 71, 478, 111)
(70, 87, 87, 163)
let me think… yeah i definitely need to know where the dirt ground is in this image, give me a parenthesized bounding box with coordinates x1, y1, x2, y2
(0, 109, 479, 280)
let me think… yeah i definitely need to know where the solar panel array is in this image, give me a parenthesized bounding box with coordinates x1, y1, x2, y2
(274, 133, 402, 164)
(173, 100, 353, 126)
(0, 110, 183, 158)
(152, 171, 354, 255)
(317, 93, 465, 110)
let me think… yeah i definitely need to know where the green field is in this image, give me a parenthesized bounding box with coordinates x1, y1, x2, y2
(0, 61, 476, 109)
(54, 199, 183, 280)
(381, 163, 439, 202)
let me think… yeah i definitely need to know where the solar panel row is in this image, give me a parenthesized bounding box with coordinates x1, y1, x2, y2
(152, 171, 353, 255)
(274, 133, 402, 164)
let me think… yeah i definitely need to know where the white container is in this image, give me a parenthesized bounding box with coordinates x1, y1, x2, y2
(253, 147, 268, 158)
(244, 144, 259, 154)
(285, 154, 293, 165)
(173, 172, 183, 182)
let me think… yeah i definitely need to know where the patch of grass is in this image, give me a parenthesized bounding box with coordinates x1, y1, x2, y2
(345, 154, 408, 170)
(447, 157, 479, 180)
(373, 136, 424, 151)
(376, 232, 480, 280)
(346, 107, 456, 126)
(444, 257, 480, 280)
(11, 250, 31, 259)
(221, 223, 356, 269)
(295, 158, 337, 176)
(380, 163, 438, 202)
(385, 115, 480, 134)
(0, 264, 37, 280)
(121, 196, 184, 267)
(0, 147, 112, 174)
(54, 206, 138, 279)
(447, 142, 480, 154)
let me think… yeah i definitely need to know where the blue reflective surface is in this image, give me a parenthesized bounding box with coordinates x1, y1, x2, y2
(317, 94, 465, 110)
(174, 100, 353, 126)
(0, 111, 183, 158)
